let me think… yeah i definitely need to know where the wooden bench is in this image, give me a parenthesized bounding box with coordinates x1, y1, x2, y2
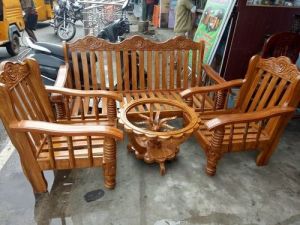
(56, 35, 226, 119)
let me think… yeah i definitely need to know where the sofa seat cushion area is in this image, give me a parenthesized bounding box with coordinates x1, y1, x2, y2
(66, 89, 217, 117)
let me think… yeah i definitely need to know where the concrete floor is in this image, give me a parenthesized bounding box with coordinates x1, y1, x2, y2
(0, 119, 300, 225)
(1, 19, 300, 225)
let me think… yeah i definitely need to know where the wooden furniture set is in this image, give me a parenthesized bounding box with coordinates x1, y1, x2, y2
(1, 35, 300, 194)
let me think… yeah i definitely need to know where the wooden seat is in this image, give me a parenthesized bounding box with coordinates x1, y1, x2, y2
(57, 35, 226, 119)
(181, 56, 300, 176)
(0, 59, 123, 193)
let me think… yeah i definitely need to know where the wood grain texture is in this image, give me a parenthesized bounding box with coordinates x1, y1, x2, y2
(0, 59, 123, 193)
(188, 55, 300, 176)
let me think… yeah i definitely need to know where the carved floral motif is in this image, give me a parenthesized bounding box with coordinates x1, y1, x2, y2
(68, 35, 204, 51)
(0, 62, 29, 88)
(258, 56, 300, 82)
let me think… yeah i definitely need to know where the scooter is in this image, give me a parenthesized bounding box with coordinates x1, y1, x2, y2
(18, 37, 65, 86)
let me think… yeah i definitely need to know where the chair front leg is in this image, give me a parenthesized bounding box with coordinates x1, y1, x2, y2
(206, 127, 225, 176)
(103, 137, 117, 189)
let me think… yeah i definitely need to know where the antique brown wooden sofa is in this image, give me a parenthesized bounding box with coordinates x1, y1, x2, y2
(55, 35, 226, 119)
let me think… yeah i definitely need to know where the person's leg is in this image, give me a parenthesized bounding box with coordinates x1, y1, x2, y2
(148, 3, 154, 21)
(25, 26, 38, 42)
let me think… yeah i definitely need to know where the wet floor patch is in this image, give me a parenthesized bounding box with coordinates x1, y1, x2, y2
(84, 189, 105, 202)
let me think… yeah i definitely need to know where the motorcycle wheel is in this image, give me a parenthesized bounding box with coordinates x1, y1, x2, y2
(6, 33, 20, 56)
(57, 21, 76, 41)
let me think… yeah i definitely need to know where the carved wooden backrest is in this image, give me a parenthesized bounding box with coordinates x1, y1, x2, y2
(0, 59, 55, 154)
(237, 55, 300, 135)
(64, 35, 205, 92)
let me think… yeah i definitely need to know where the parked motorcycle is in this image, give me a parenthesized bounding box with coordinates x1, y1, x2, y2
(18, 0, 132, 87)
(51, 0, 76, 41)
(68, 0, 84, 23)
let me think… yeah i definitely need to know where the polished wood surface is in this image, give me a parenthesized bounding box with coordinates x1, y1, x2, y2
(0, 59, 123, 193)
(181, 56, 300, 176)
(261, 32, 300, 64)
(119, 98, 199, 175)
(61, 35, 226, 118)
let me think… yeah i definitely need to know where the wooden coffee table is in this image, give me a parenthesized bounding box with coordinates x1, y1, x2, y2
(119, 98, 199, 175)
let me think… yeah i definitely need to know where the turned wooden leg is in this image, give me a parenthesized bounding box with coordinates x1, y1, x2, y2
(206, 128, 225, 176)
(54, 102, 66, 119)
(103, 137, 116, 189)
(216, 90, 226, 110)
(107, 98, 117, 124)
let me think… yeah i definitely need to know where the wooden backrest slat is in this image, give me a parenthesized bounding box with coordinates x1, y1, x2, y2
(155, 51, 160, 89)
(191, 50, 197, 87)
(247, 72, 271, 112)
(266, 79, 287, 108)
(161, 51, 167, 89)
(96, 51, 106, 90)
(147, 51, 153, 90)
(138, 50, 145, 90)
(256, 76, 279, 111)
(71, 52, 81, 89)
(123, 50, 130, 91)
(90, 52, 98, 90)
(10, 89, 27, 120)
(107, 51, 114, 91)
(20, 80, 45, 121)
(183, 50, 189, 89)
(131, 50, 137, 90)
(197, 50, 203, 86)
(14, 84, 38, 120)
(116, 51, 123, 91)
(66, 36, 205, 92)
(176, 50, 182, 89)
(81, 52, 90, 91)
(240, 68, 265, 112)
(169, 51, 175, 89)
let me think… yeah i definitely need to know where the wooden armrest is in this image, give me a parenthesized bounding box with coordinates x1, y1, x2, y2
(46, 86, 123, 102)
(10, 120, 123, 140)
(54, 64, 69, 88)
(180, 79, 245, 98)
(205, 106, 295, 131)
(203, 64, 226, 84)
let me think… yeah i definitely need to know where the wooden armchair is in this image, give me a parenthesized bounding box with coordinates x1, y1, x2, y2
(181, 56, 300, 176)
(0, 59, 123, 193)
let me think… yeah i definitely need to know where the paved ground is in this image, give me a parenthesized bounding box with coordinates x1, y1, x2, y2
(0, 22, 300, 225)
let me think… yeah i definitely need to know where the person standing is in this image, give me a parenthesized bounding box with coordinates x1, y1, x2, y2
(174, 0, 196, 37)
(20, 0, 38, 42)
(146, 0, 155, 24)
